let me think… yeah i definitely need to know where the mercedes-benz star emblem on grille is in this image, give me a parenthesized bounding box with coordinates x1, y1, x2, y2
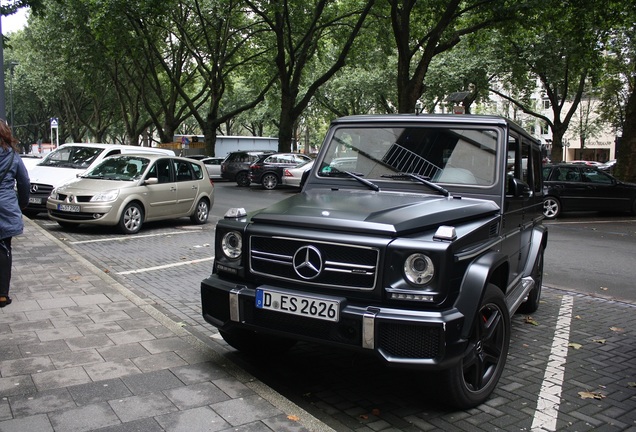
(30, 184, 38, 193)
(293, 245, 323, 280)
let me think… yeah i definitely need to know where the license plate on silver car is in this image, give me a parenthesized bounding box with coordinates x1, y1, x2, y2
(255, 288, 340, 322)
(57, 204, 80, 212)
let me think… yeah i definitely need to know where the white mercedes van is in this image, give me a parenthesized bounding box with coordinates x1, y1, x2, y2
(26, 143, 175, 216)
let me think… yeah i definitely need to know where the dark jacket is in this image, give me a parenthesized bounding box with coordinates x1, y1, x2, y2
(0, 148, 30, 239)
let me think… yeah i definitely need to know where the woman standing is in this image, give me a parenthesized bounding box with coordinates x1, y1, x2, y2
(0, 119, 30, 308)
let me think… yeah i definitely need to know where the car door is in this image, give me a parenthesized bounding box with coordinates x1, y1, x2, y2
(580, 167, 631, 212)
(502, 134, 525, 283)
(173, 159, 200, 214)
(548, 166, 590, 211)
(144, 158, 178, 218)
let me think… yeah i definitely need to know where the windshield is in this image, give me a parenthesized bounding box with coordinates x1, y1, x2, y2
(318, 126, 498, 186)
(82, 156, 150, 181)
(40, 146, 104, 169)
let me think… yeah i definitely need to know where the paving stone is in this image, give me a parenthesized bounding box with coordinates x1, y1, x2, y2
(18, 340, 70, 357)
(170, 362, 229, 385)
(50, 349, 103, 368)
(36, 327, 84, 342)
(0, 356, 55, 377)
(8, 388, 76, 418)
(91, 417, 164, 432)
(210, 394, 281, 426)
(32, 366, 92, 391)
(108, 392, 178, 423)
(0, 374, 38, 398)
(163, 381, 230, 410)
(121, 370, 183, 395)
(49, 402, 121, 432)
(140, 337, 193, 354)
(97, 344, 151, 362)
(65, 334, 115, 351)
(67, 378, 132, 406)
(131, 351, 187, 373)
(107, 329, 155, 345)
(155, 406, 231, 432)
(36, 297, 78, 310)
(83, 359, 142, 382)
(0, 413, 54, 431)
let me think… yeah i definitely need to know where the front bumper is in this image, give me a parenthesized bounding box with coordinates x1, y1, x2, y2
(201, 274, 467, 368)
(46, 200, 119, 226)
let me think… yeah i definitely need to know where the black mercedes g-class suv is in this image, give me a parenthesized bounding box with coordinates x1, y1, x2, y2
(201, 114, 547, 408)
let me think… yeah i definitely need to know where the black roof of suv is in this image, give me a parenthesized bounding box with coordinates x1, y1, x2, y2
(221, 150, 276, 186)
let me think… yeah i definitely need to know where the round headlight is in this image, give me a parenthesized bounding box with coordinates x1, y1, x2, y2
(221, 231, 242, 259)
(404, 253, 434, 285)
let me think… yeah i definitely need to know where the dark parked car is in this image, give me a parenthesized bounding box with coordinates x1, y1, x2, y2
(201, 114, 547, 408)
(221, 150, 276, 186)
(542, 163, 636, 219)
(249, 152, 312, 189)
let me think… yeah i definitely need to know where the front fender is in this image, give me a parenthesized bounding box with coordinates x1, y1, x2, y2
(454, 251, 508, 340)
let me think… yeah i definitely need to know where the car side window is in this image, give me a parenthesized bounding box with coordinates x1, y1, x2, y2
(583, 168, 613, 184)
(190, 162, 204, 180)
(174, 160, 194, 181)
(563, 167, 581, 182)
(152, 159, 172, 183)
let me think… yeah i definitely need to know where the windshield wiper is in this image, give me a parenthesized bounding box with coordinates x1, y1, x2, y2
(323, 168, 380, 191)
(381, 173, 450, 197)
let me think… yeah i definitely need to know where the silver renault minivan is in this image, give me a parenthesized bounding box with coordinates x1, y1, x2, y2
(47, 154, 214, 234)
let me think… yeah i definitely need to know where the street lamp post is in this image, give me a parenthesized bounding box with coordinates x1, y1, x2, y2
(8, 61, 19, 134)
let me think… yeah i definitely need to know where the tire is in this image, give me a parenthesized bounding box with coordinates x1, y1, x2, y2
(261, 173, 279, 190)
(441, 284, 510, 409)
(543, 196, 561, 219)
(190, 198, 209, 224)
(219, 329, 297, 356)
(518, 247, 544, 314)
(57, 221, 79, 230)
(119, 202, 144, 234)
(235, 171, 250, 187)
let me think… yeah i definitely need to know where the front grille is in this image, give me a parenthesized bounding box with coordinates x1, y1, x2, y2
(57, 194, 93, 203)
(30, 183, 53, 197)
(378, 322, 441, 359)
(250, 236, 379, 290)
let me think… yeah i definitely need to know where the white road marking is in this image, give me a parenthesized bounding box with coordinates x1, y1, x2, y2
(68, 230, 194, 244)
(117, 257, 214, 275)
(531, 294, 574, 432)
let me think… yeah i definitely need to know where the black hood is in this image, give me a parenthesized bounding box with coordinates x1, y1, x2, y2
(250, 189, 499, 235)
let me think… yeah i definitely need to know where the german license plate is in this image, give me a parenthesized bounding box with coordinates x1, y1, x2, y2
(255, 288, 340, 322)
(57, 204, 80, 212)
(28, 197, 42, 204)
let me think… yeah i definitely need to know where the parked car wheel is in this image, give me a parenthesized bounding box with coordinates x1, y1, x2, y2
(441, 284, 510, 409)
(543, 196, 561, 219)
(518, 247, 544, 314)
(261, 173, 279, 190)
(119, 202, 144, 234)
(219, 328, 297, 356)
(235, 171, 250, 187)
(190, 198, 210, 224)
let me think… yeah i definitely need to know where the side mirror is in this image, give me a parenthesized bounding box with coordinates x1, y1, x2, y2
(144, 177, 159, 185)
(508, 176, 532, 197)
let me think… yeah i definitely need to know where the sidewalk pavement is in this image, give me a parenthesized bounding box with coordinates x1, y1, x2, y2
(0, 218, 332, 432)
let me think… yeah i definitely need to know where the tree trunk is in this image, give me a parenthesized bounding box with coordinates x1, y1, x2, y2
(614, 88, 636, 183)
